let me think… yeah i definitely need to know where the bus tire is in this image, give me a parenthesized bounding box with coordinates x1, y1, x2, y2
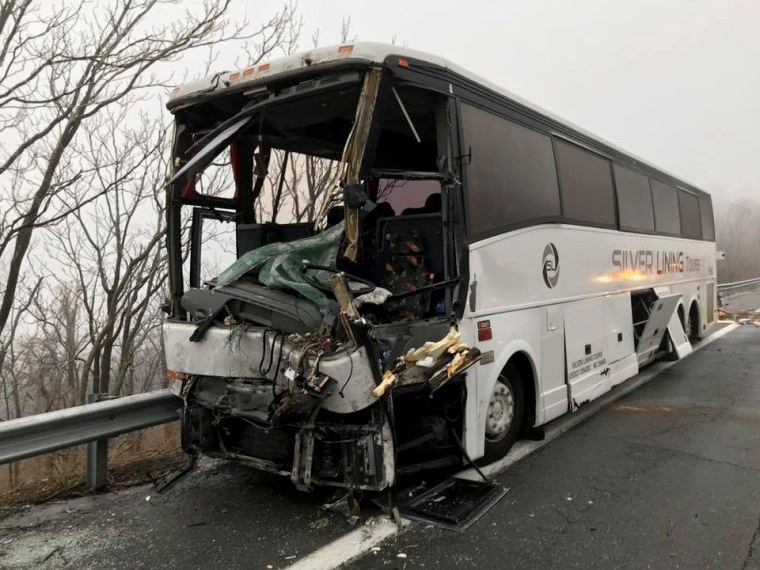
(687, 302, 700, 342)
(480, 364, 525, 465)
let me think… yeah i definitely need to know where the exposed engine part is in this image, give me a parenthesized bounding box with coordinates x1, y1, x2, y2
(164, 322, 380, 414)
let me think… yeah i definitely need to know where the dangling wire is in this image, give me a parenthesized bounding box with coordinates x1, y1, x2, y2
(338, 346, 354, 398)
(258, 329, 277, 375)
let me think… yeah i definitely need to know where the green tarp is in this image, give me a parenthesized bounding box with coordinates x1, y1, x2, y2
(215, 222, 344, 315)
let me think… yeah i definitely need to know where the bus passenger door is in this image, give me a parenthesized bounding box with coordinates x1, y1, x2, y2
(564, 298, 612, 410)
(541, 306, 568, 423)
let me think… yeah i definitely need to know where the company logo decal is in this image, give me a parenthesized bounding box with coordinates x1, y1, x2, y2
(611, 249, 701, 275)
(542, 243, 560, 288)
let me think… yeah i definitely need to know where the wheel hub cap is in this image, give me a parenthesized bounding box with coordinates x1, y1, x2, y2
(485, 381, 514, 438)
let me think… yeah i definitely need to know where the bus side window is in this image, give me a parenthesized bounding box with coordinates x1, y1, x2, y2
(678, 189, 702, 240)
(459, 103, 560, 241)
(698, 196, 715, 241)
(555, 140, 616, 228)
(650, 180, 681, 236)
(614, 164, 655, 232)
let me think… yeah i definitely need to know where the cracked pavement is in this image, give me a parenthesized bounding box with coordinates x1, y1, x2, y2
(349, 326, 760, 569)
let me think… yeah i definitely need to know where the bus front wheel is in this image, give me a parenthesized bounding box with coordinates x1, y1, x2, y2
(481, 365, 525, 464)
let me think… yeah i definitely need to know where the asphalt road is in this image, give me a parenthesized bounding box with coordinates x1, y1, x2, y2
(350, 325, 760, 569)
(0, 324, 758, 569)
(0, 457, 362, 569)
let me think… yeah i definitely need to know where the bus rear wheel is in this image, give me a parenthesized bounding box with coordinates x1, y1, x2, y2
(687, 304, 700, 343)
(480, 365, 524, 464)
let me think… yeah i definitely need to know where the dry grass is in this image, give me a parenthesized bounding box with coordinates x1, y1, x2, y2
(0, 424, 186, 509)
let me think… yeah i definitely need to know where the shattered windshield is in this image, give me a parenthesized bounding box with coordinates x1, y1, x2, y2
(169, 68, 454, 325)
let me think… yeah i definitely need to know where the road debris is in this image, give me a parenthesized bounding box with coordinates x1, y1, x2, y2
(309, 517, 330, 530)
(42, 545, 63, 562)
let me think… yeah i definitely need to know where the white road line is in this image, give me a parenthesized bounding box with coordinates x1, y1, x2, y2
(289, 518, 409, 570)
(289, 323, 740, 569)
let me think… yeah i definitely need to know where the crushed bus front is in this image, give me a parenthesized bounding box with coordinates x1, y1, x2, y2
(163, 50, 475, 491)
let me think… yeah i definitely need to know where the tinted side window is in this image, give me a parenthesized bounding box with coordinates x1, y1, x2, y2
(699, 197, 715, 241)
(613, 164, 654, 232)
(460, 103, 561, 241)
(678, 189, 702, 239)
(555, 140, 616, 226)
(650, 180, 680, 235)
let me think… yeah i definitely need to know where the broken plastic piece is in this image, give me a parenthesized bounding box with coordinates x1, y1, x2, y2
(428, 347, 482, 392)
(372, 370, 397, 398)
(404, 327, 461, 364)
(354, 287, 392, 308)
(323, 491, 361, 526)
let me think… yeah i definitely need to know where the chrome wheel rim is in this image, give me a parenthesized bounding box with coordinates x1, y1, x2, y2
(485, 377, 514, 441)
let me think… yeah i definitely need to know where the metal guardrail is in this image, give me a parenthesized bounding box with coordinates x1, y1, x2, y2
(0, 389, 181, 489)
(716, 277, 760, 296)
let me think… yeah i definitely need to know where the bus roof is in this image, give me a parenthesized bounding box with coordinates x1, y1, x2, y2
(168, 41, 709, 197)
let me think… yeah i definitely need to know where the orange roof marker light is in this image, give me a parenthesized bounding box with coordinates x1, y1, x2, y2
(258, 63, 270, 72)
(397, 57, 409, 68)
(229, 72, 240, 81)
(338, 44, 354, 54)
(243, 68, 254, 77)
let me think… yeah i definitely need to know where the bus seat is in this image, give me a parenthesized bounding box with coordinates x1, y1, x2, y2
(374, 213, 444, 318)
(401, 193, 442, 216)
(236, 222, 312, 257)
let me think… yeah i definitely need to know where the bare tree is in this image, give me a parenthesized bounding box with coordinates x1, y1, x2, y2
(0, 276, 42, 421)
(0, 0, 299, 357)
(0, 1, 306, 492)
(715, 197, 760, 282)
(256, 17, 356, 225)
(43, 110, 169, 401)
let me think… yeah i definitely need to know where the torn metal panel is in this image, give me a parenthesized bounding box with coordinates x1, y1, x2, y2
(340, 67, 383, 261)
(329, 273, 360, 319)
(379, 326, 482, 395)
(653, 286, 693, 359)
(636, 294, 682, 366)
(163, 321, 379, 414)
(666, 312, 693, 359)
(398, 478, 509, 532)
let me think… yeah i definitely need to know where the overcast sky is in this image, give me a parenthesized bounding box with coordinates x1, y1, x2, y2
(211, 0, 759, 202)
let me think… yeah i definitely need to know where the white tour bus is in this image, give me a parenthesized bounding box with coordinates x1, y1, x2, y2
(163, 42, 716, 491)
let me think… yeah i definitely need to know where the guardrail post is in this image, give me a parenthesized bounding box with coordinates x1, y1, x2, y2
(86, 393, 116, 491)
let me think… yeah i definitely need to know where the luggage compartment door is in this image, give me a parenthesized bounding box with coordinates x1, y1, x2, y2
(653, 287, 693, 359)
(636, 294, 682, 366)
(541, 305, 568, 423)
(564, 298, 611, 410)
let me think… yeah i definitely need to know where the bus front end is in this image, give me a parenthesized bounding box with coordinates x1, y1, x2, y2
(162, 46, 474, 491)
